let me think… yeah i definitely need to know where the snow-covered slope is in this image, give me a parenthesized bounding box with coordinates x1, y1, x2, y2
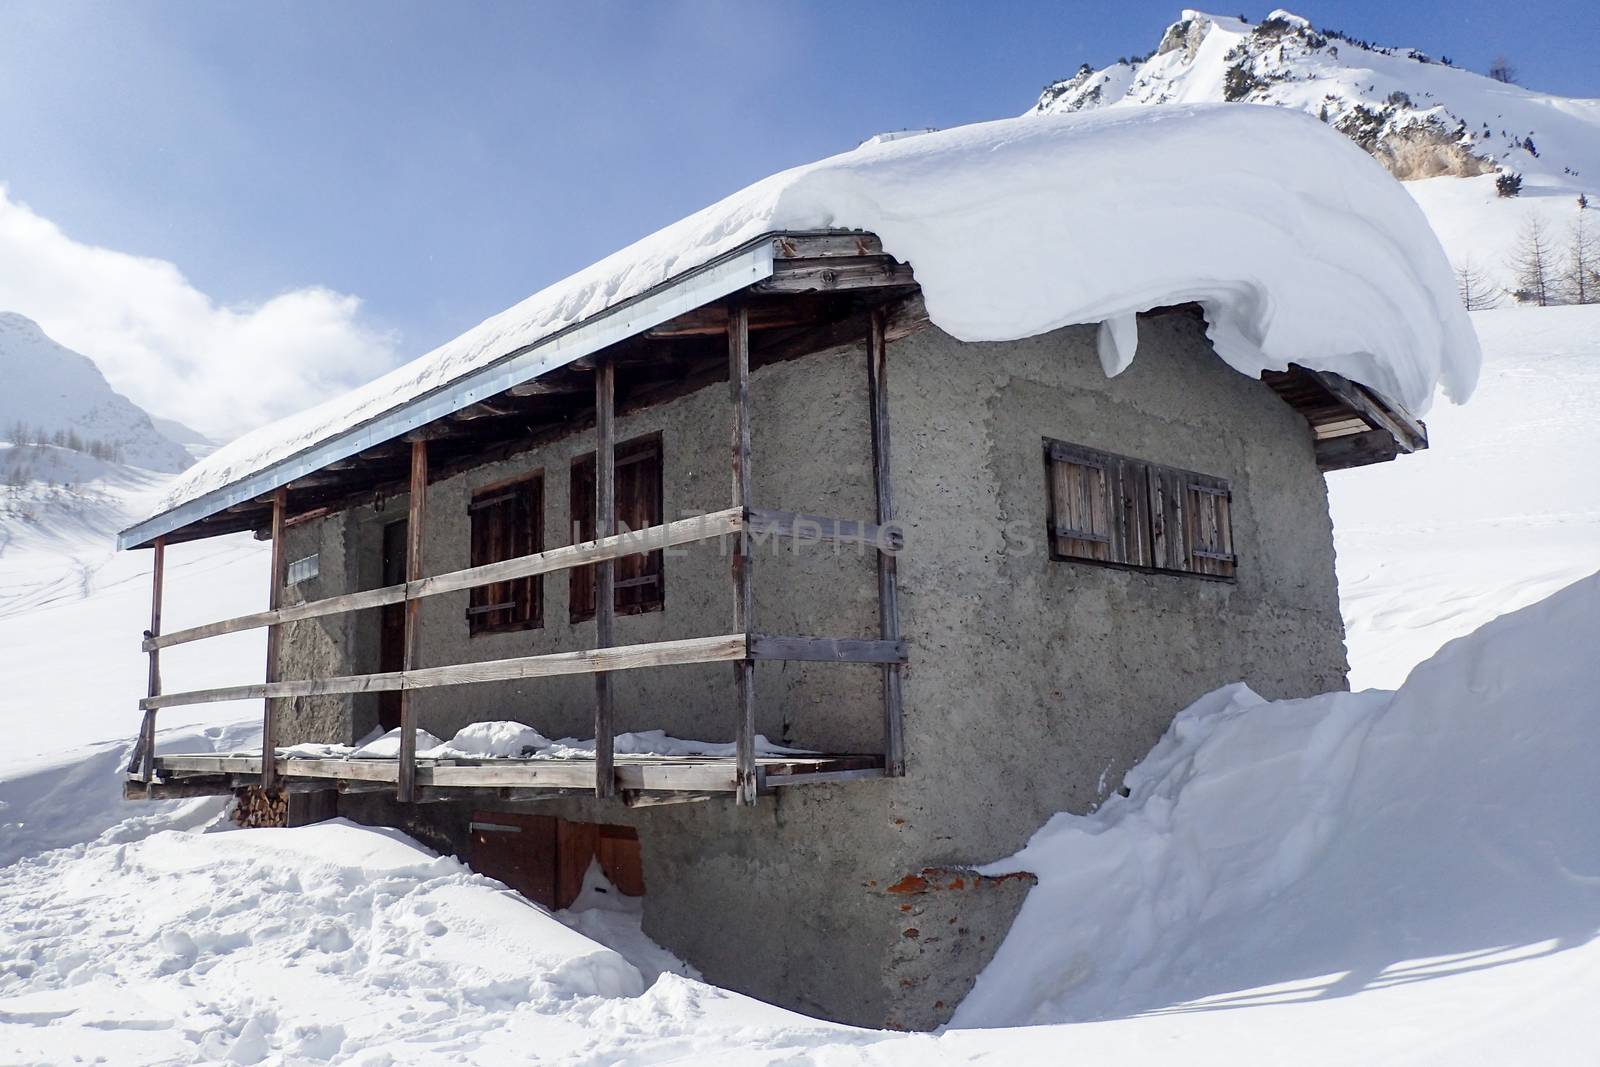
(1034, 10, 1600, 290)
(0, 464, 267, 775)
(948, 572, 1600, 1060)
(1331, 304, 1600, 688)
(0, 312, 193, 474)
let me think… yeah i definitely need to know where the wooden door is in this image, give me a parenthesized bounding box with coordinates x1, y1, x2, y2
(468, 812, 644, 910)
(377, 519, 408, 731)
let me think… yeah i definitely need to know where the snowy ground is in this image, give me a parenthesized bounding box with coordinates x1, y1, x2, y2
(1, 305, 1596, 1063)
(1330, 304, 1600, 688)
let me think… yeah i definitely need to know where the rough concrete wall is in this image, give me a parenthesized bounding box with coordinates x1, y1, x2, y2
(303, 309, 1349, 1030)
(323, 344, 882, 752)
(277, 516, 360, 746)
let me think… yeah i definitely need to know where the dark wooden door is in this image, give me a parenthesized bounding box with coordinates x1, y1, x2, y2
(378, 519, 408, 731)
(468, 812, 643, 910)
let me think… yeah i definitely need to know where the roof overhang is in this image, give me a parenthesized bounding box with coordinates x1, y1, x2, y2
(118, 237, 783, 550)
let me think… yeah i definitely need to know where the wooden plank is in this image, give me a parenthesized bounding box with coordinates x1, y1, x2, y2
(131, 536, 165, 781)
(398, 440, 427, 803)
(744, 508, 903, 551)
(261, 490, 288, 792)
(140, 633, 751, 709)
(756, 256, 915, 293)
(622, 791, 720, 808)
(729, 303, 757, 805)
(144, 509, 743, 651)
(772, 233, 884, 259)
(1306, 369, 1428, 452)
(748, 635, 908, 664)
(1315, 428, 1402, 472)
(594, 361, 617, 799)
(868, 307, 906, 778)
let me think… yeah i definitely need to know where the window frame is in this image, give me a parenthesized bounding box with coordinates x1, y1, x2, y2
(1044, 437, 1236, 582)
(467, 470, 545, 636)
(570, 432, 665, 623)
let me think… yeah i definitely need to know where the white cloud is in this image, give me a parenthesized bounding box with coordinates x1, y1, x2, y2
(0, 185, 398, 441)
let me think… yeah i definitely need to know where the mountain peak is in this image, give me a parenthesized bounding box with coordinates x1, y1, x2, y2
(0, 314, 194, 474)
(1033, 9, 1598, 186)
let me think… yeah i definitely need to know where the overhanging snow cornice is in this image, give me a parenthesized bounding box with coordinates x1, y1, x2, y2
(118, 238, 780, 550)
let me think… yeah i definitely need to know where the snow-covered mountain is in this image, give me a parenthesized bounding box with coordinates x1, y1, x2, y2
(1033, 10, 1600, 292)
(0, 312, 194, 476)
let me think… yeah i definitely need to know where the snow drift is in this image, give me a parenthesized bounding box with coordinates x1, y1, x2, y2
(954, 569, 1600, 1028)
(139, 102, 1477, 532)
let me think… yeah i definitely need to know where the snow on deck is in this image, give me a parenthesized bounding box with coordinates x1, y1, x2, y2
(135, 103, 1478, 533)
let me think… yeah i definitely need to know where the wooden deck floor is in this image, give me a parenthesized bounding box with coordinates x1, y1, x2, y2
(129, 751, 887, 805)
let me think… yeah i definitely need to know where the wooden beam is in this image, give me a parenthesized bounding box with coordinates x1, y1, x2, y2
(143, 632, 751, 706)
(130, 536, 166, 782)
(594, 360, 617, 800)
(261, 490, 288, 792)
(771, 233, 884, 259)
(1307, 370, 1427, 452)
(1315, 429, 1402, 472)
(868, 307, 906, 777)
(398, 439, 427, 803)
(506, 378, 589, 398)
(756, 256, 915, 294)
(748, 635, 908, 664)
(144, 508, 743, 652)
(729, 304, 757, 805)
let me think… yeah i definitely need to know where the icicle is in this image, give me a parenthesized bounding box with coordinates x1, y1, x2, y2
(1097, 313, 1139, 378)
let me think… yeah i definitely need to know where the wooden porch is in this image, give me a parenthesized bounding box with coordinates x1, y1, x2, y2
(128, 751, 887, 806)
(126, 249, 915, 807)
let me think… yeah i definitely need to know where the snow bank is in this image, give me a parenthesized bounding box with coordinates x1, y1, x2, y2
(275, 722, 808, 761)
(0, 818, 644, 1063)
(420, 719, 552, 759)
(954, 569, 1600, 1027)
(139, 102, 1476, 532)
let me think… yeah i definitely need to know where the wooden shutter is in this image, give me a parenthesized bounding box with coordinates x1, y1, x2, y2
(1147, 464, 1189, 573)
(571, 434, 664, 623)
(1183, 473, 1235, 578)
(1149, 464, 1235, 578)
(1107, 456, 1153, 568)
(1047, 441, 1114, 562)
(614, 437, 664, 616)
(468, 474, 543, 634)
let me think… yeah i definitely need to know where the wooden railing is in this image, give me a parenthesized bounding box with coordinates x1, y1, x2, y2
(131, 304, 908, 806)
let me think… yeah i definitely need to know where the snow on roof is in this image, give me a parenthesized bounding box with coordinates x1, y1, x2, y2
(131, 102, 1478, 541)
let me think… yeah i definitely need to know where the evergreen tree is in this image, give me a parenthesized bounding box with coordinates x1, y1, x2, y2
(1488, 56, 1516, 83)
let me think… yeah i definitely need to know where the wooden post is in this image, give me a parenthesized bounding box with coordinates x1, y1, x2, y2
(594, 361, 617, 799)
(260, 489, 288, 792)
(729, 304, 757, 805)
(133, 536, 166, 782)
(398, 439, 428, 803)
(868, 308, 906, 777)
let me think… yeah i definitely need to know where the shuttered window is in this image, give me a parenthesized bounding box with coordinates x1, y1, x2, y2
(468, 473, 544, 634)
(1046, 438, 1235, 580)
(570, 433, 664, 622)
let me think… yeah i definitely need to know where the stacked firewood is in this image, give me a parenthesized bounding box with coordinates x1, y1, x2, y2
(232, 786, 289, 828)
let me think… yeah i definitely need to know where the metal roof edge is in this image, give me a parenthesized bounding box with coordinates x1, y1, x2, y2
(117, 236, 780, 550)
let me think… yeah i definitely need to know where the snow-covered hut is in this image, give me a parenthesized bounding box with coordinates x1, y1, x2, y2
(118, 103, 1477, 1028)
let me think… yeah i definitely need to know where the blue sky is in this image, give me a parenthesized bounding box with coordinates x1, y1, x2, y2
(2, 1, 1595, 436)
